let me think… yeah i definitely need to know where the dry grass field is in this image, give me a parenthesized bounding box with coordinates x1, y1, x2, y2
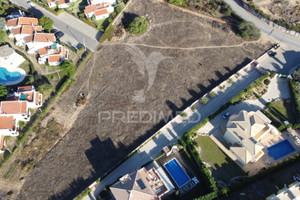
(0, 0, 272, 199)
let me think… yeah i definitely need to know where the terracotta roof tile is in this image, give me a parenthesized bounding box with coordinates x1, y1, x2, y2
(17, 85, 34, 93)
(35, 92, 41, 105)
(58, 0, 69, 5)
(12, 27, 22, 35)
(49, 55, 61, 63)
(0, 101, 28, 114)
(34, 33, 55, 43)
(21, 25, 42, 34)
(38, 46, 49, 55)
(25, 34, 34, 43)
(17, 17, 38, 26)
(0, 135, 4, 150)
(0, 116, 15, 129)
(95, 9, 108, 16)
(47, 0, 56, 3)
(6, 18, 18, 27)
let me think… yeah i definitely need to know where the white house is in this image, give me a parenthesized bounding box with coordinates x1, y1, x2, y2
(0, 116, 19, 153)
(222, 110, 275, 165)
(84, 3, 114, 19)
(10, 25, 43, 46)
(88, 0, 116, 5)
(0, 101, 30, 121)
(25, 33, 56, 54)
(47, 0, 56, 8)
(0, 45, 25, 69)
(0, 116, 19, 136)
(38, 43, 68, 66)
(6, 17, 38, 31)
(7, 85, 43, 108)
(47, 0, 76, 8)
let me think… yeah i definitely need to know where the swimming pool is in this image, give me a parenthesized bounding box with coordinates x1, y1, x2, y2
(0, 67, 21, 84)
(164, 158, 190, 187)
(267, 139, 296, 161)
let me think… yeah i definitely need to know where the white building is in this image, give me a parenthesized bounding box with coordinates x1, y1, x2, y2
(38, 43, 69, 66)
(10, 25, 43, 46)
(47, 0, 76, 9)
(7, 86, 43, 108)
(6, 17, 38, 31)
(0, 101, 30, 121)
(267, 181, 300, 200)
(0, 116, 19, 153)
(88, 0, 116, 5)
(222, 110, 276, 165)
(84, 3, 114, 20)
(25, 33, 56, 54)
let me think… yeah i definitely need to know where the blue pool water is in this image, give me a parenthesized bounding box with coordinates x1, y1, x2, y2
(267, 139, 296, 161)
(0, 67, 21, 84)
(164, 158, 190, 187)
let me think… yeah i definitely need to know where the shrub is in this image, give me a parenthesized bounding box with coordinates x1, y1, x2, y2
(227, 78, 233, 84)
(180, 111, 187, 118)
(191, 105, 196, 112)
(0, 30, 6, 44)
(99, 24, 115, 43)
(200, 97, 209, 104)
(178, 138, 187, 148)
(18, 121, 26, 128)
(264, 79, 271, 85)
(0, 85, 8, 97)
(219, 85, 225, 90)
(266, 102, 272, 109)
(270, 72, 276, 79)
(126, 16, 148, 35)
(38, 16, 54, 31)
(115, 2, 125, 13)
(38, 83, 53, 94)
(168, 0, 187, 7)
(209, 91, 217, 98)
(238, 21, 260, 40)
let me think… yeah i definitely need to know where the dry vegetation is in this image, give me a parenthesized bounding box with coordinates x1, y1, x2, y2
(0, 0, 272, 199)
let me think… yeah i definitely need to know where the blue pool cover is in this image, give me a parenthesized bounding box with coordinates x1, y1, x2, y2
(164, 158, 190, 187)
(267, 139, 296, 161)
(0, 67, 21, 84)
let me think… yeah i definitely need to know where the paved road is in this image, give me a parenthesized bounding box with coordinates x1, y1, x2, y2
(224, 0, 300, 49)
(10, 0, 100, 51)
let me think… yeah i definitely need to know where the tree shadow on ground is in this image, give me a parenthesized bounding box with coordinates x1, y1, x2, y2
(121, 12, 138, 29)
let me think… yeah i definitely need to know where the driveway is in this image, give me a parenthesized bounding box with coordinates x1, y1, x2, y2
(224, 0, 300, 49)
(260, 44, 300, 75)
(10, 0, 100, 51)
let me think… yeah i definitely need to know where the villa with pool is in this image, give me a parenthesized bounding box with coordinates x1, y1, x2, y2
(0, 45, 26, 86)
(215, 110, 300, 175)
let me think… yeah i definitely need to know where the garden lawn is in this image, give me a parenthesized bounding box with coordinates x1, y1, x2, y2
(271, 99, 297, 124)
(194, 136, 245, 183)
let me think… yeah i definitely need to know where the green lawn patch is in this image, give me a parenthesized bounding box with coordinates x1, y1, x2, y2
(18, 60, 30, 74)
(194, 136, 245, 183)
(272, 99, 297, 124)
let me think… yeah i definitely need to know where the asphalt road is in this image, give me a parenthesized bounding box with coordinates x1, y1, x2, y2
(10, 0, 100, 51)
(224, 0, 300, 49)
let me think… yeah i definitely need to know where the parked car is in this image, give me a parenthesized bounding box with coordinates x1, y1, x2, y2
(273, 44, 280, 49)
(51, 29, 58, 34)
(222, 112, 231, 119)
(27, 1, 35, 7)
(268, 50, 277, 57)
(55, 31, 64, 39)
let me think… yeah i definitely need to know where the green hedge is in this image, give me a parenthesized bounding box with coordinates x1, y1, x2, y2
(289, 79, 300, 121)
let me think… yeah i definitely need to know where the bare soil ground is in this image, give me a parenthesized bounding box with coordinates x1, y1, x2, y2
(0, 0, 272, 199)
(251, 0, 300, 23)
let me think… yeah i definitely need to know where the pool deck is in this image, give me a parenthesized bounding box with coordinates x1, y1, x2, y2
(0, 67, 26, 86)
(241, 129, 300, 176)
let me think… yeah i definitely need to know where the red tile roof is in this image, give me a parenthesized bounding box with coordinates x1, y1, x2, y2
(12, 27, 22, 35)
(17, 17, 38, 26)
(49, 55, 61, 63)
(6, 18, 18, 27)
(21, 25, 42, 34)
(95, 9, 108, 16)
(0, 116, 16, 129)
(0, 135, 4, 150)
(25, 33, 55, 43)
(47, 0, 56, 3)
(0, 101, 28, 114)
(17, 85, 34, 93)
(84, 3, 110, 14)
(58, 0, 69, 5)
